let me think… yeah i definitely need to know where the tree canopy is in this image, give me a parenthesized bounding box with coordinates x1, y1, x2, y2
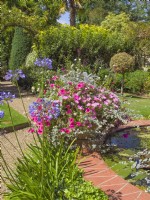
(77, 0, 150, 25)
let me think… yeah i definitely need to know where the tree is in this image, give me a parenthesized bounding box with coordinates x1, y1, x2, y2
(62, 0, 82, 26)
(110, 52, 135, 95)
(1, 0, 64, 34)
(77, 0, 150, 25)
(1, 0, 64, 68)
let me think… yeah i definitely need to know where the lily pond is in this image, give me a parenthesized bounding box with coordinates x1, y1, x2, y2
(102, 126, 150, 193)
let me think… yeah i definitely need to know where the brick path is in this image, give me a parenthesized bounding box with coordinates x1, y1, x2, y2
(79, 120, 150, 200)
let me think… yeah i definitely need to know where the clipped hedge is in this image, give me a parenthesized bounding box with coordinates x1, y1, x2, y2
(36, 24, 133, 68)
(9, 27, 32, 70)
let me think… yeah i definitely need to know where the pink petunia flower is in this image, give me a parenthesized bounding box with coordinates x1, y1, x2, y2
(62, 95, 69, 100)
(66, 109, 72, 114)
(69, 123, 75, 129)
(76, 82, 85, 89)
(76, 122, 82, 126)
(69, 118, 74, 123)
(73, 93, 81, 103)
(85, 108, 91, 113)
(91, 103, 100, 108)
(58, 88, 67, 96)
(60, 128, 71, 134)
(50, 84, 55, 88)
(38, 127, 43, 134)
(78, 105, 83, 110)
(52, 76, 58, 81)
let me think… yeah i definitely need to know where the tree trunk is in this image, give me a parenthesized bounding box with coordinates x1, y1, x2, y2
(69, 0, 76, 26)
(121, 73, 125, 96)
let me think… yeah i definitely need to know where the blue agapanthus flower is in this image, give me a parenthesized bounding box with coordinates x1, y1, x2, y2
(34, 58, 53, 69)
(0, 110, 4, 119)
(4, 69, 25, 81)
(0, 92, 15, 104)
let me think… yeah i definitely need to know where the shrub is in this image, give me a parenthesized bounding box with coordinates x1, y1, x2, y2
(110, 52, 134, 74)
(25, 50, 38, 67)
(110, 52, 134, 94)
(2, 136, 108, 200)
(125, 70, 150, 93)
(144, 75, 150, 94)
(36, 25, 109, 67)
(9, 27, 32, 70)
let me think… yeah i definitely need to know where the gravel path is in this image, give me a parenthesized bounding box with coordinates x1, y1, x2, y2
(1, 81, 38, 198)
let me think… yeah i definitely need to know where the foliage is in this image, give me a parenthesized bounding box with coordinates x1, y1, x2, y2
(1, 0, 65, 69)
(110, 52, 134, 74)
(36, 24, 112, 67)
(110, 52, 135, 94)
(2, 136, 108, 200)
(1, 1, 64, 34)
(106, 70, 150, 94)
(9, 27, 32, 70)
(25, 50, 38, 67)
(125, 70, 150, 93)
(101, 12, 131, 32)
(144, 76, 150, 94)
(78, 0, 150, 24)
(1, 27, 14, 69)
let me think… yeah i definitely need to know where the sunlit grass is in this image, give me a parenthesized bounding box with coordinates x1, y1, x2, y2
(0, 103, 28, 129)
(120, 95, 150, 119)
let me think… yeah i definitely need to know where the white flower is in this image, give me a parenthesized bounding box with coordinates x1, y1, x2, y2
(37, 88, 40, 92)
(31, 86, 35, 92)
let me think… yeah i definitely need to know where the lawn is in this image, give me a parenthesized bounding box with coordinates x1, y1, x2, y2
(0, 103, 28, 129)
(120, 95, 150, 119)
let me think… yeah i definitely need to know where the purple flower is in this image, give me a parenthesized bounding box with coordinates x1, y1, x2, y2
(34, 58, 53, 69)
(0, 92, 15, 104)
(0, 110, 4, 119)
(29, 98, 60, 123)
(4, 69, 25, 81)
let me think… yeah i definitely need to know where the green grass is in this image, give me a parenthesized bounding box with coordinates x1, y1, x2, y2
(0, 103, 28, 129)
(103, 153, 147, 190)
(120, 95, 150, 119)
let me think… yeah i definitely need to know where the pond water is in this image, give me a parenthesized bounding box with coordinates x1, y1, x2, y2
(103, 126, 150, 193)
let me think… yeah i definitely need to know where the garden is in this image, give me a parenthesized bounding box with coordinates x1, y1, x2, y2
(1, 1, 150, 200)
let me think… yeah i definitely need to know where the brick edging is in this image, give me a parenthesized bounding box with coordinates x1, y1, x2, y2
(79, 120, 150, 200)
